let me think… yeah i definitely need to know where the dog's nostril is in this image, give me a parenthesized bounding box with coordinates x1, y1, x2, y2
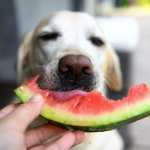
(59, 55, 93, 81)
(82, 66, 93, 74)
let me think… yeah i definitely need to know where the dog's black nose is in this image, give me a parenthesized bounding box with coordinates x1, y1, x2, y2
(59, 55, 93, 81)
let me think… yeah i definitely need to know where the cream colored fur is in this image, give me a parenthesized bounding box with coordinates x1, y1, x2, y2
(17, 11, 124, 150)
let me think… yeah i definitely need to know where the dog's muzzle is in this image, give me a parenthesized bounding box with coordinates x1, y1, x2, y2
(57, 55, 94, 92)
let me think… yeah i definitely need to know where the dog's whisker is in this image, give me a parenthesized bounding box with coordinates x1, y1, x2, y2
(33, 57, 49, 64)
(104, 78, 112, 91)
(41, 73, 50, 90)
(103, 73, 117, 90)
(22, 65, 45, 74)
(103, 82, 109, 98)
(39, 76, 46, 89)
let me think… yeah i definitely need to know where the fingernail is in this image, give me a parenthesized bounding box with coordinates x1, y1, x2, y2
(30, 94, 42, 102)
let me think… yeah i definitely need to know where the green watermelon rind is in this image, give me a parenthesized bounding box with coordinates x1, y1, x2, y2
(14, 86, 150, 132)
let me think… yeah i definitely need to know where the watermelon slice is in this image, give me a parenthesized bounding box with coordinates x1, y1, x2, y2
(14, 75, 150, 132)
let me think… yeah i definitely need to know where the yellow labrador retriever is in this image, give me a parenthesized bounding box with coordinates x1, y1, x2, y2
(17, 11, 124, 150)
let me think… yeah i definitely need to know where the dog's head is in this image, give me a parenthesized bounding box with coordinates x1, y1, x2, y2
(18, 11, 122, 95)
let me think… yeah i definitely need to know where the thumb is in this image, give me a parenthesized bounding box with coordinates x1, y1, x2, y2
(5, 94, 44, 132)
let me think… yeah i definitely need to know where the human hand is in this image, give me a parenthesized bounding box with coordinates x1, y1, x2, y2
(0, 94, 85, 150)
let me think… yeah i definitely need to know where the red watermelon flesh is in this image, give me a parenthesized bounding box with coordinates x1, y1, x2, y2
(14, 75, 150, 132)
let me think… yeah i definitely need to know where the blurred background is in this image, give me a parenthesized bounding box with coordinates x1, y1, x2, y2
(0, 0, 150, 149)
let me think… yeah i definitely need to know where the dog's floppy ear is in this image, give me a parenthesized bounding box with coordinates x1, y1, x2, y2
(17, 31, 33, 84)
(105, 44, 123, 91)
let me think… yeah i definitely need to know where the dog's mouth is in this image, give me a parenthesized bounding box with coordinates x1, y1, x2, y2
(50, 90, 87, 101)
(44, 54, 98, 100)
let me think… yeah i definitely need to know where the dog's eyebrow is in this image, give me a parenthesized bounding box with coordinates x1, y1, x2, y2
(89, 33, 106, 43)
(86, 26, 105, 40)
(90, 34, 105, 40)
(38, 25, 59, 36)
(38, 30, 52, 36)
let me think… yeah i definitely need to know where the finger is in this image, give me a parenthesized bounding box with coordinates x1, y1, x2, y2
(45, 130, 85, 149)
(48, 130, 85, 148)
(0, 103, 21, 119)
(25, 123, 68, 149)
(3, 94, 44, 132)
(71, 130, 85, 148)
(29, 132, 75, 150)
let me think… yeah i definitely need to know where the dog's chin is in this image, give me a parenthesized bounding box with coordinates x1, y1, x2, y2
(50, 90, 87, 101)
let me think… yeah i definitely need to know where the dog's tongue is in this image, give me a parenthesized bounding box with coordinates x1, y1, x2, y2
(50, 90, 87, 100)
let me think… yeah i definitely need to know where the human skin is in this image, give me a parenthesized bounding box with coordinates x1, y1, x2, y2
(0, 94, 85, 150)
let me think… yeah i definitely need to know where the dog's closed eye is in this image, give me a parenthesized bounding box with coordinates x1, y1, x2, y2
(39, 32, 60, 41)
(90, 37, 104, 47)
